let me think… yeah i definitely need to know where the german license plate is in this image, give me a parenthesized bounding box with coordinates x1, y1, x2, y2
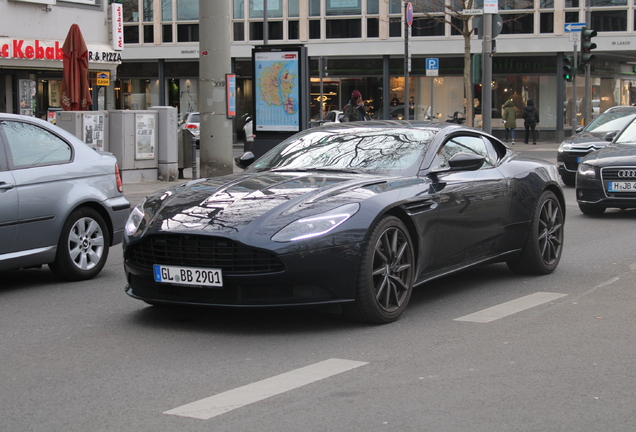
(608, 181, 636, 192)
(153, 264, 223, 287)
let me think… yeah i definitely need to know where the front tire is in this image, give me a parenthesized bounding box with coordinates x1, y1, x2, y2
(344, 216, 415, 324)
(507, 190, 564, 275)
(50, 207, 110, 281)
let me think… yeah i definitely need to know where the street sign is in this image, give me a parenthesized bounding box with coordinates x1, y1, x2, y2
(463, 9, 483, 15)
(564, 22, 585, 32)
(406, 2, 413, 26)
(426, 58, 439, 77)
(484, 0, 498, 14)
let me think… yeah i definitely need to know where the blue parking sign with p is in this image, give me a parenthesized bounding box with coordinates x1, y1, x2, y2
(426, 58, 439, 76)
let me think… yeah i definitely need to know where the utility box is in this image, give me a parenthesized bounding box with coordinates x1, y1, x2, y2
(55, 111, 109, 151)
(178, 129, 194, 178)
(108, 110, 158, 183)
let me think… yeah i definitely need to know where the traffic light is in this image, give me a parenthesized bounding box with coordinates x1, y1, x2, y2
(563, 55, 575, 82)
(580, 27, 597, 65)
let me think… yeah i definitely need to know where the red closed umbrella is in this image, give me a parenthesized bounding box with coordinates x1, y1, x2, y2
(60, 24, 92, 111)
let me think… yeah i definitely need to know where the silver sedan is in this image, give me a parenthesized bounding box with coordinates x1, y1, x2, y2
(0, 114, 130, 280)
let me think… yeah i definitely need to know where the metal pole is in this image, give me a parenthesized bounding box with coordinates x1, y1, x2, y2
(584, 0, 592, 125)
(263, 0, 268, 45)
(430, 77, 433, 120)
(572, 41, 578, 134)
(404, 3, 409, 120)
(319, 56, 324, 121)
(482, 13, 493, 133)
(198, 0, 233, 177)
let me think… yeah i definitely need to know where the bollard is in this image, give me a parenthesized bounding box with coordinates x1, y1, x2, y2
(190, 133, 197, 179)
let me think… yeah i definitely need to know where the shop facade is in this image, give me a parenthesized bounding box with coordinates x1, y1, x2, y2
(0, 1, 122, 120)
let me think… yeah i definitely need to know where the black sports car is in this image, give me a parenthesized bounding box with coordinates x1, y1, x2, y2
(123, 121, 565, 323)
(557, 106, 636, 186)
(576, 116, 636, 215)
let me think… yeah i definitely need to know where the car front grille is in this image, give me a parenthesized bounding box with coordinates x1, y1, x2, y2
(601, 167, 636, 182)
(126, 234, 285, 275)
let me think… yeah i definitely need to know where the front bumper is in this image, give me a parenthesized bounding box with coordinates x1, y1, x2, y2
(576, 172, 636, 208)
(124, 241, 361, 307)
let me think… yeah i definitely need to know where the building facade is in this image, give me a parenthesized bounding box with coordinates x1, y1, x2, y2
(0, 0, 122, 120)
(4, 0, 636, 137)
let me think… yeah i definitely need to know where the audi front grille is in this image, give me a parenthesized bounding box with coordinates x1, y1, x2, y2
(126, 234, 285, 275)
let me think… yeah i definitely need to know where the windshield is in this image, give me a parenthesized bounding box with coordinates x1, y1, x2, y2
(613, 119, 636, 145)
(585, 110, 636, 133)
(248, 127, 435, 175)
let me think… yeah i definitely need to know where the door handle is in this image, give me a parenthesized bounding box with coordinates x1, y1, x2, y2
(0, 182, 15, 191)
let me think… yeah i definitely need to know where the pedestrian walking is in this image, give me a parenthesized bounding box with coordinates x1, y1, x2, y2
(501, 99, 517, 145)
(342, 90, 369, 122)
(522, 99, 540, 144)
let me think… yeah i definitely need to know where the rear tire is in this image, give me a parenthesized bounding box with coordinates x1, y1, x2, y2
(579, 203, 606, 215)
(343, 216, 415, 324)
(50, 207, 110, 281)
(507, 191, 564, 275)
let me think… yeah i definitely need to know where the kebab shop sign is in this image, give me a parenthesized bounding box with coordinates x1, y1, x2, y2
(0, 38, 121, 63)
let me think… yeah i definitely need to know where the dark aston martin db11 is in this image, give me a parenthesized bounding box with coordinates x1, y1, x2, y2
(123, 121, 565, 323)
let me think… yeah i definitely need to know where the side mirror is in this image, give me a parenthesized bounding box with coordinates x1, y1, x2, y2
(431, 152, 485, 174)
(575, 126, 584, 133)
(447, 152, 485, 171)
(604, 131, 617, 142)
(234, 152, 255, 169)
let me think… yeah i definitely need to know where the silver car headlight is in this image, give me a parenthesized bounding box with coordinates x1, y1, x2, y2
(558, 143, 572, 152)
(577, 163, 596, 177)
(125, 198, 147, 237)
(272, 203, 360, 242)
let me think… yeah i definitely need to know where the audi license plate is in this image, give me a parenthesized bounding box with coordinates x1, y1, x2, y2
(608, 181, 636, 192)
(153, 264, 223, 287)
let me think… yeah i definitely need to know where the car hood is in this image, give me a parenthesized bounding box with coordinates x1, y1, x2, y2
(138, 171, 411, 238)
(582, 144, 636, 166)
(561, 131, 612, 149)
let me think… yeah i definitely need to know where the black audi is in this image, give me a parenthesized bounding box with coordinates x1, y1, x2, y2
(576, 116, 636, 215)
(557, 106, 636, 186)
(123, 121, 565, 323)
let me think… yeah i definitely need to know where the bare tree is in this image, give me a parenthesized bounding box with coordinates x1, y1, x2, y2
(389, 0, 532, 127)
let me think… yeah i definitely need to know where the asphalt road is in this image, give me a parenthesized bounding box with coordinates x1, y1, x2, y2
(2, 143, 636, 432)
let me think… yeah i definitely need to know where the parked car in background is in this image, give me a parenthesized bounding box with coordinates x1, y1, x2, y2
(557, 106, 636, 186)
(576, 115, 636, 215)
(179, 111, 200, 148)
(0, 114, 130, 280)
(124, 121, 565, 324)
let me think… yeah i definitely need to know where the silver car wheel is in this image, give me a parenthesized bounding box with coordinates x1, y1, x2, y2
(68, 216, 105, 271)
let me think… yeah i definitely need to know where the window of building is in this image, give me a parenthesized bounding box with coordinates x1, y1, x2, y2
(593, 10, 627, 30)
(143, 24, 154, 43)
(234, 22, 245, 41)
(367, 0, 379, 14)
(326, 0, 361, 15)
(501, 14, 534, 34)
(326, 19, 362, 38)
(540, 12, 554, 33)
(389, 17, 401, 37)
(177, 0, 198, 20)
(309, 20, 321, 39)
(163, 25, 173, 43)
(310, 0, 321, 16)
(177, 24, 199, 42)
(412, 17, 445, 36)
(288, 21, 300, 39)
(367, 17, 379, 37)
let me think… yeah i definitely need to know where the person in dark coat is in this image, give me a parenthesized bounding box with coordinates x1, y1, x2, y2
(342, 90, 369, 122)
(522, 99, 540, 144)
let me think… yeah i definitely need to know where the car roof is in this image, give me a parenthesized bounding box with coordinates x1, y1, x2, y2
(308, 119, 477, 134)
(604, 106, 636, 113)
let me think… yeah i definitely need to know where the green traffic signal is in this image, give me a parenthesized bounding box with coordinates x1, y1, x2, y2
(563, 55, 575, 82)
(580, 27, 597, 64)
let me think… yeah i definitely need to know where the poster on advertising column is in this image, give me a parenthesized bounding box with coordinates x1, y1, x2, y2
(135, 113, 155, 160)
(254, 50, 300, 132)
(83, 113, 105, 150)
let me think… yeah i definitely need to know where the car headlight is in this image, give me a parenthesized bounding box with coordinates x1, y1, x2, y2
(272, 203, 360, 242)
(125, 198, 147, 237)
(577, 163, 596, 177)
(558, 143, 572, 152)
